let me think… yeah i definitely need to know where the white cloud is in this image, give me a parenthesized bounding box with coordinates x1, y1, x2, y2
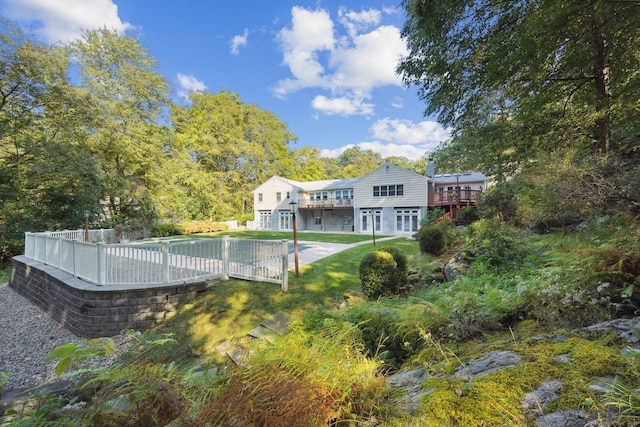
(176, 73, 207, 99)
(338, 7, 381, 39)
(273, 6, 334, 97)
(311, 95, 374, 116)
(371, 118, 450, 145)
(1, 0, 132, 43)
(230, 29, 249, 56)
(391, 97, 404, 108)
(320, 141, 431, 161)
(329, 25, 407, 91)
(274, 6, 408, 117)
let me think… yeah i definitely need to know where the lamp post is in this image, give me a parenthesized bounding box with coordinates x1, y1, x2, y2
(289, 200, 299, 278)
(84, 210, 90, 242)
(370, 210, 376, 246)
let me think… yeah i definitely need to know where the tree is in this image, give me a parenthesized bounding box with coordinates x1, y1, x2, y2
(398, 0, 640, 173)
(171, 91, 297, 220)
(69, 28, 171, 228)
(336, 146, 382, 177)
(0, 19, 102, 259)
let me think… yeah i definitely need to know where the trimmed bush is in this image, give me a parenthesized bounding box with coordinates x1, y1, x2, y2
(359, 250, 398, 299)
(151, 222, 182, 237)
(417, 225, 447, 256)
(377, 246, 408, 289)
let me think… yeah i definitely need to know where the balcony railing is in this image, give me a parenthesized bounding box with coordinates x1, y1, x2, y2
(428, 189, 482, 206)
(298, 198, 354, 209)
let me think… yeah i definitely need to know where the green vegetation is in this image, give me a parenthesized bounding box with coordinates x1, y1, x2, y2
(197, 229, 386, 244)
(359, 246, 408, 299)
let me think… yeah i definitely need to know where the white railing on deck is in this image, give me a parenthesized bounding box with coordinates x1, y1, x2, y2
(24, 232, 289, 291)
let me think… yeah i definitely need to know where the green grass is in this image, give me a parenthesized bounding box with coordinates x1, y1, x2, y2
(192, 229, 387, 243)
(141, 237, 419, 364)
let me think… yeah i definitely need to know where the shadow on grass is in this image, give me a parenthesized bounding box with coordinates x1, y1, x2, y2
(141, 238, 419, 366)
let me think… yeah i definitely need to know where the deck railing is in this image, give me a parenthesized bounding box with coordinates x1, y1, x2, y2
(298, 198, 354, 209)
(428, 189, 483, 206)
(24, 232, 289, 291)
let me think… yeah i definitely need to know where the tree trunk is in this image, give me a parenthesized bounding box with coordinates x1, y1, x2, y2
(592, 14, 611, 155)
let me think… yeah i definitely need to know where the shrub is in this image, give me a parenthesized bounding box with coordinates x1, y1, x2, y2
(152, 222, 182, 237)
(377, 246, 408, 290)
(359, 250, 398, 299)
(179, 220, 229, 235)
(417, 224, 448, 256)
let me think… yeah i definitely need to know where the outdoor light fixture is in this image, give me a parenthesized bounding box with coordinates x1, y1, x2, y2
(289, 200, 299, 278)
(84, 210, 90, 242)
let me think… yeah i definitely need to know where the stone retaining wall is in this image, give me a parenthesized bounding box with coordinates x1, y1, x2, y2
(9, 255, 213, 338)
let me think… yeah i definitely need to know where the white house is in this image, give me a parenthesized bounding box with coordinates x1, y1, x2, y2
(252, 162, 487, 235)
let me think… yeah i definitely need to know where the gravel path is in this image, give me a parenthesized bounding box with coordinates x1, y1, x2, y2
(0, 282, 127, 393)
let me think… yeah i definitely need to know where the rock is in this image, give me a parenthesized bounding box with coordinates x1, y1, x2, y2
(522, 380, 563, 417)
(535, 409, 593, 427)
(386, 369, 434, 415)
(584, 318, 640, 342)
(454, 350, 522, 381)
(443, 252, 472, 282)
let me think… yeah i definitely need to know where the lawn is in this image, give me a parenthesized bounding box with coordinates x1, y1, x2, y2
(141, 236, 422, 364)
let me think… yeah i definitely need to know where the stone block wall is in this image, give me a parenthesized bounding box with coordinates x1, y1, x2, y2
(9, 256, 213, 338)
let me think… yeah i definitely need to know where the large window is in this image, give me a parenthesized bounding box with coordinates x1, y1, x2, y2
(361, 210, 381, 233)
(395, 209, 419, 233)
(373, 184, 403, 197)
(259, 211, 271, 229)
(279, 211, 293, 230)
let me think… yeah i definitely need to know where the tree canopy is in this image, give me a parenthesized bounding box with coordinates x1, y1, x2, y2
(398, 0, 640, 178)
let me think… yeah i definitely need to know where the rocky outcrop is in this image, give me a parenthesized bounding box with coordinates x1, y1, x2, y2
(386, 318, 639, 426)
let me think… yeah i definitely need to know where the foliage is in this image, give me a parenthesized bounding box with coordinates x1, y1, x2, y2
(462, 219, 525, 272)
(416, 223, 450, 256)
(178, 220, 229, 235)
(150, 221, 182, 238)
(476, 182, 518, 223)
(359, 250, 399, 299)
(196, 320, 386, 426)
(398, 0, 640, 174)
(604, 349, 640, 425)
(421, 207, 446, 226)
(377, 246, 408, 289)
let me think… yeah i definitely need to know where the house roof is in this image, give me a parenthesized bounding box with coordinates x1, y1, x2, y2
(432, 172, 487, 185)
(296, 178, 360, 192)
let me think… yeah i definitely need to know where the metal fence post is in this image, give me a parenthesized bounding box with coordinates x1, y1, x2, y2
(281, 240, 289, 292)
(97, 242, 106, 285)
(161, 240, 170, 284)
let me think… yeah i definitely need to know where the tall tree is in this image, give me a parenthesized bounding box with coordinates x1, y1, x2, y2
(69, 28, 171, 226)
(171, 91, 297, 220)
(0, 18, 101, 246)
(398, 0, 640, 173)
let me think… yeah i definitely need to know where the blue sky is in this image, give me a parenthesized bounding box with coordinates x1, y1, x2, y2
(0, 0, 449, 161)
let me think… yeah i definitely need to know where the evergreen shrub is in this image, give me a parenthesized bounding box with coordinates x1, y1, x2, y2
(359, 250, 398, 299)
(416, 224, 448, 256)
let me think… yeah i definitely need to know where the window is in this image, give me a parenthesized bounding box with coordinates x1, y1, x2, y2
(276, 192, 282, 202)
(336, 191, 342, 199)
(395, 209, 419, 233)
(314, 217, 322, 226)
(258, 193, 263, 202)
(373, 184, 403, 197)
(279, 211, 293, 230)
(322, 191, 328, 200)
(259, 211, 271, 229)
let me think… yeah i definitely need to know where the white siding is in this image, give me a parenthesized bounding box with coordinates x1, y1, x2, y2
(354, 164, 427, 208)
(253, 176, 297, 229)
